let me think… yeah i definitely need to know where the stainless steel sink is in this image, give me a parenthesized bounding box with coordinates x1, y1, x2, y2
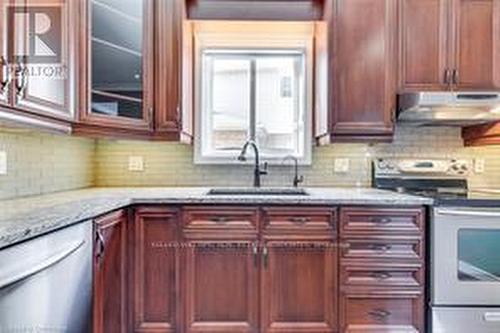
(207, 187, 309, 196)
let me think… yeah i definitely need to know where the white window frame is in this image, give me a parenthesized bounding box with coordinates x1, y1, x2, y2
(193, 22, 314, 165)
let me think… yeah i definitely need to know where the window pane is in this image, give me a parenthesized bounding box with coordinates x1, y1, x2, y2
(202, 55, 250, 153)
(255, 55, 304, 156)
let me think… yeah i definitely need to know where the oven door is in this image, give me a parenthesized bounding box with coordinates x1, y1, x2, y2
(432, 207, 500, 306)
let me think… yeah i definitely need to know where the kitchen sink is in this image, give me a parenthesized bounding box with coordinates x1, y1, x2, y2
(207, 188, 309, 196)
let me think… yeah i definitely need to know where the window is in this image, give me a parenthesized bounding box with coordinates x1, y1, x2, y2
(194, 22, 313, 165)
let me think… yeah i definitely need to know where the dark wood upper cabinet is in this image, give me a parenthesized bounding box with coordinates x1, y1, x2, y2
(131, 207, 180, 333)
(76, 0, 155, 137)
(75, 0, 187, 141)
(154, 0, 188, 141)
(399, 0, 500, 91)
(93, 209, 128, 333)
(0, 0, 76, 132)
(185, 0, 325, 21)
(399, 0, 450, 91)
(329, 0, 398, 142)
(453, 0, 500, 90)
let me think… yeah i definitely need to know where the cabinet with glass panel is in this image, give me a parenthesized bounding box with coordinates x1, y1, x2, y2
(76, 0, 159, 137)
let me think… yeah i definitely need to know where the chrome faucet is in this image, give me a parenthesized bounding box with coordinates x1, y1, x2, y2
(282, 155, 304, 188)
(237, 140, 268, 188)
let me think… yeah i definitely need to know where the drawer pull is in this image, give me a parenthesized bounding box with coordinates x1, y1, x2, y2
(369, 244, 392, 252)
(371, 272, 392, 280)
(370, 217, 392, 224)
(288, 217, 311, 224)
(369, 309, 392, 320)
(209, 216, 230, 223)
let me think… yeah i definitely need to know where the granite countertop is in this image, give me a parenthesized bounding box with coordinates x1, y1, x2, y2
(0, 187, 432, 249)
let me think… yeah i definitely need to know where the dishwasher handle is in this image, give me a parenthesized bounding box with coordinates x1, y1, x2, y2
(0, 240, 85, 289)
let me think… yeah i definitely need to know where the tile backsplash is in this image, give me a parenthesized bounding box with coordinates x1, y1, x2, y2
(95, 126, 500, 189)
(1, 125, 500, 200)
(0, 129, 95, 200)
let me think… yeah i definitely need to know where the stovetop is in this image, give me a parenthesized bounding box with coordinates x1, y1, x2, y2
(373, 158, 500, 207)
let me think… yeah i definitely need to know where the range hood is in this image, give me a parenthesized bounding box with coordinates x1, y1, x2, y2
(397, 92, 500, 126)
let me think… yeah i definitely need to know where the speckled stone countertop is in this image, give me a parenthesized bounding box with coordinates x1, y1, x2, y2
(0, 187, 432, 249)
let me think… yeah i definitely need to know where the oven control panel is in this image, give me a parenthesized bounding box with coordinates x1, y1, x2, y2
(375, 158, 472, 177)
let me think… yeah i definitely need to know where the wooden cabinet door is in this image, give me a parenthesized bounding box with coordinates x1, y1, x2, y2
(261, 241, 337, 333)
(132, 207, 180, 333)
(331, 0, 397, 141)
(184, 241, 259, 333)
(9, 0, 75, 121)
(452, 0, 500, 89)
(399, 0, 451, 91)
(93, 209, 128, 333)
(154, 0, 186, 141)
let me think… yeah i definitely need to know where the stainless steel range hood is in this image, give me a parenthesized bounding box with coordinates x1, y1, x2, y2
(397, 92, 500, 126)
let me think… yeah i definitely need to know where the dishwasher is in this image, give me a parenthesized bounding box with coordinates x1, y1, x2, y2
(0, 221, 92, 333)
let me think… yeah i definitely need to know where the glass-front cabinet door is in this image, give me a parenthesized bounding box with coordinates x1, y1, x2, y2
(0, 0, 9, 106)
(80, 0, 153, 132)
(5, 0, 75, 120)
(0, 0, 77, 122)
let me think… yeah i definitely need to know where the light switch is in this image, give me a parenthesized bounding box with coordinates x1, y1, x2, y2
(334, 158, 350, 173)
(0, 151, 6, 175)
(128, 156, 144, 172)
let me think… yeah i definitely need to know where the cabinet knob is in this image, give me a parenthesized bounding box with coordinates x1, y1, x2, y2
(209, 216, 229, 223)
(289, 216, 311, 224)
(15, 61, 27, 96)
(370, 217, 392, 225)
(452, 69, 460, 85)
(369, 244, 392, 252)
(371, 272, 392, 280)
(0, 56, 10, 91)
(95, 230, 105, 260)
(369, 309, 392, 320)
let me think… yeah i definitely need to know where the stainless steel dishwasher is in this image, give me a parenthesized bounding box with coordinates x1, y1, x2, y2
(0, 221, 92, 333)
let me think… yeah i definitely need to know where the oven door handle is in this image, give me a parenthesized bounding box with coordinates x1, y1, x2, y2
(436, 208, 500, 218)
(484, 312, 500, 322)
(0, 240, 85, 289)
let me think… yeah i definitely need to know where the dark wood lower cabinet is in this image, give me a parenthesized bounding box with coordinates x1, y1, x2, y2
(261, 241, 337, 333)
(340, 290, 424, 333)
(93, 205, 426, 333)
(131, 207, 180, 333)
(184, 241, 259, 333)
(93, 209, 128, 333)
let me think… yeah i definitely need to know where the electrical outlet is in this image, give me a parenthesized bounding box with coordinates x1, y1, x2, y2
(474, 158, 485, 174)
(334, 158, 350, 173)
(0, 151, 6, 175)
(128, 156, 144, 172)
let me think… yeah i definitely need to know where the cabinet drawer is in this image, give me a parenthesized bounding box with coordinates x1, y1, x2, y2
(341, 263, 423, 288)
(262, 207, 336, 235)
(341, 236, 423, 261)
(183, 207, 258, 236)
(341, 291, 424, 333)
(340, 207, 424, 235)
